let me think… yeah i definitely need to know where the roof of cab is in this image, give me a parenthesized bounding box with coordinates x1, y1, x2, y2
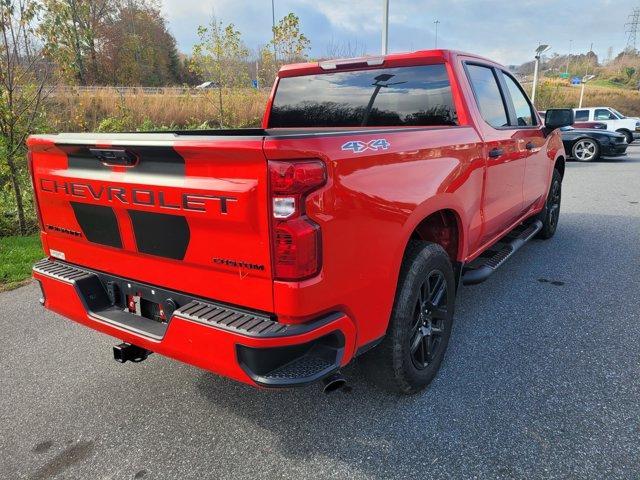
(277, 49, 506, 77)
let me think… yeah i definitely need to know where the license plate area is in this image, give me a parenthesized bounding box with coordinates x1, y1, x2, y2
(126, 294, 167, 323)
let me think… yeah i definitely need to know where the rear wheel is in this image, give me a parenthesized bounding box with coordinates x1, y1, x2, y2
(572, 138, 599, 162)
(536, 169, 562, 239)
(364, 241, 455, 394)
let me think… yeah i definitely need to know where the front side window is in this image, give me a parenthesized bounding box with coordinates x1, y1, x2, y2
(269, 64, 458, 128)
(609, 108, 625, 119)
(594, 108, 615, 120)
(501, 73, 536, 126)
(466, 64, 509, 128)
(575, 110, 589, 121)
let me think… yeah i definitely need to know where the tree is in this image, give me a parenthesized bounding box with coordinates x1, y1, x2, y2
(271, 13, 310, 64)
(39, 0, 115, 84)
(0, 0, 49, 234)
(100, 1, 184, 86)
(190, 17, 249, 127)
(256, 45, 277, 89)
(625, 67, 636, 81)
(255, 13, 310, 89)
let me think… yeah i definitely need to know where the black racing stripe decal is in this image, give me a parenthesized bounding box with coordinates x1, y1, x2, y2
(128, 210, 190, 260)
(65, 145, 106, 171)
(59, 145, 185, 176)
(129, 146, 185, 176)
(70, 202, 123, 248)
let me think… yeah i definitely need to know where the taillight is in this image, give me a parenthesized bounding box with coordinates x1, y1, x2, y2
(27, 151, 44, 231)
(268, 160, 326, 280)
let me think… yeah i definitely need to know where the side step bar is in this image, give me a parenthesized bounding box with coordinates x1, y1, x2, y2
(462, 220, 542, 286)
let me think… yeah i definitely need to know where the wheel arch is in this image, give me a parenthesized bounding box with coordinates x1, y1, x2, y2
(408, 209, 464, 263)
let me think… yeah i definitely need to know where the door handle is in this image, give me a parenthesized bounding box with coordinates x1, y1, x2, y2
(525, 141, 535, 150)
(89, 148, 138, 167)
(488, 147, 504, 158)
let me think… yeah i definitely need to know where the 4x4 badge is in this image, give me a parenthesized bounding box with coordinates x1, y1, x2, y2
(341, 138, 391, 153)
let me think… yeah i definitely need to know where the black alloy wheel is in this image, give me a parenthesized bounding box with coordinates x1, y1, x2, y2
(409, 270, 448, 370)
(536, 168, 562, 239)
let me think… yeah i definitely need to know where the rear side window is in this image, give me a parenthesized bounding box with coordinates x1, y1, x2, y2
(269, 64, 458, 128)
(575, 110, 589, 121)
(502, 73, 536, 126)
(466, 64, 508, 128)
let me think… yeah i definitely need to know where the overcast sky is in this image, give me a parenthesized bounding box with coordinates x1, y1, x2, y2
(161, 0, 633, 66)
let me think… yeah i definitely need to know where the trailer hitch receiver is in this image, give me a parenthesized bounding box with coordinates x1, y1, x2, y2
(113, 343, 151, 363)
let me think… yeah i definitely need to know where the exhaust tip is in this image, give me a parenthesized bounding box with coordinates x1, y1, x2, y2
(322, 372, 347, 394)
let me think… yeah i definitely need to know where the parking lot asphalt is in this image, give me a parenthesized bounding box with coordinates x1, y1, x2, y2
(1, 147, 640, 480)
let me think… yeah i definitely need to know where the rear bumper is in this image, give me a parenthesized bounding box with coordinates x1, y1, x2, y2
(33, 258, 357, 388)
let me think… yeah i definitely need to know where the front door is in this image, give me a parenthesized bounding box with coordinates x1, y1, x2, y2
(498, 71, 549, 210)
(465, 63, 526, 244)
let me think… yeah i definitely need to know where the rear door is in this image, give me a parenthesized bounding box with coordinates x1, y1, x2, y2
(28, 133, 274, 312)
(464, 63, 525, 243)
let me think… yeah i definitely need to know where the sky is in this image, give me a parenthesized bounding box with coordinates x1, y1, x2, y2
(161, 0, 635, 66)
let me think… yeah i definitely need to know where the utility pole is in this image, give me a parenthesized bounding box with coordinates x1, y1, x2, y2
(434, 20, 440, 48)
(626, 7, 640, 51)
(381, 0, 389, 55)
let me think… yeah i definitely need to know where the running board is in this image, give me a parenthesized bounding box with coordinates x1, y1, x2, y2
(462, 220, 542, 286)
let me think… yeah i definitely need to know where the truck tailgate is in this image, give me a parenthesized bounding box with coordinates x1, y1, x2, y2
(28, 133, 274, 312)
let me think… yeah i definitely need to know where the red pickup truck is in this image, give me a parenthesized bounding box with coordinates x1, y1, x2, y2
(28, 50, 573, 394)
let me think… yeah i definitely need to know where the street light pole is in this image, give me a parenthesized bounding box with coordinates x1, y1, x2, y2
(362, 74, 407, 126)
(382, 0, 389, 55)
(532, 56, 540, 103)
(271, 0, 277, 60)
(565, 39, 572, 75)
(531, 44, 550, 105)
(579, 75, 595, 108)
(434, 20, 440, 48)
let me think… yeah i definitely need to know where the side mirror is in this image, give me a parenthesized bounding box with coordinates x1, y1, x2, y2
(545, 108, 574, 130)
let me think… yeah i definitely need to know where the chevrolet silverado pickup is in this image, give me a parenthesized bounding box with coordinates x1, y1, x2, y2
(28, 50, 573, 394)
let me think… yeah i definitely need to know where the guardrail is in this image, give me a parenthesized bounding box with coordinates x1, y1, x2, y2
(46, 85, 265, 96)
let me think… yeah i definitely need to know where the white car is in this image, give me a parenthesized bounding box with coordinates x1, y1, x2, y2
(573, 107, 640, 144)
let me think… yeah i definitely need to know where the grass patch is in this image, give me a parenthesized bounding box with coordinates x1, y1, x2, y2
(590, 79, 628, 90)
(0, 234, 43, 291)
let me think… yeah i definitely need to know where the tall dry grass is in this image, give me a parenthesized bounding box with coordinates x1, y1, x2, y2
(535, 80, 640, 115)
(44, 88, 270, 132)
(40, 81, 640, 134)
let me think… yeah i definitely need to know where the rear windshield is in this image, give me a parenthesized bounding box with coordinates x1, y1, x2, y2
(269, 64, 458, 128)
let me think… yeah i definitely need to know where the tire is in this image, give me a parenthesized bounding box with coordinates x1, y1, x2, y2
(363, 241, 455, 394)
(616, 129, 633, 145)
(536, 168, 562, 239)
(571, 138, 600, 162)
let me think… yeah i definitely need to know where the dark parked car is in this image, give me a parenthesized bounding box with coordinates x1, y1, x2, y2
(560, 126, 628, 162)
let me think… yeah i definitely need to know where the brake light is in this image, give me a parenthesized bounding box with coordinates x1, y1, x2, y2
(27, 151, 44, 231)
(268, 160, 326, 280)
